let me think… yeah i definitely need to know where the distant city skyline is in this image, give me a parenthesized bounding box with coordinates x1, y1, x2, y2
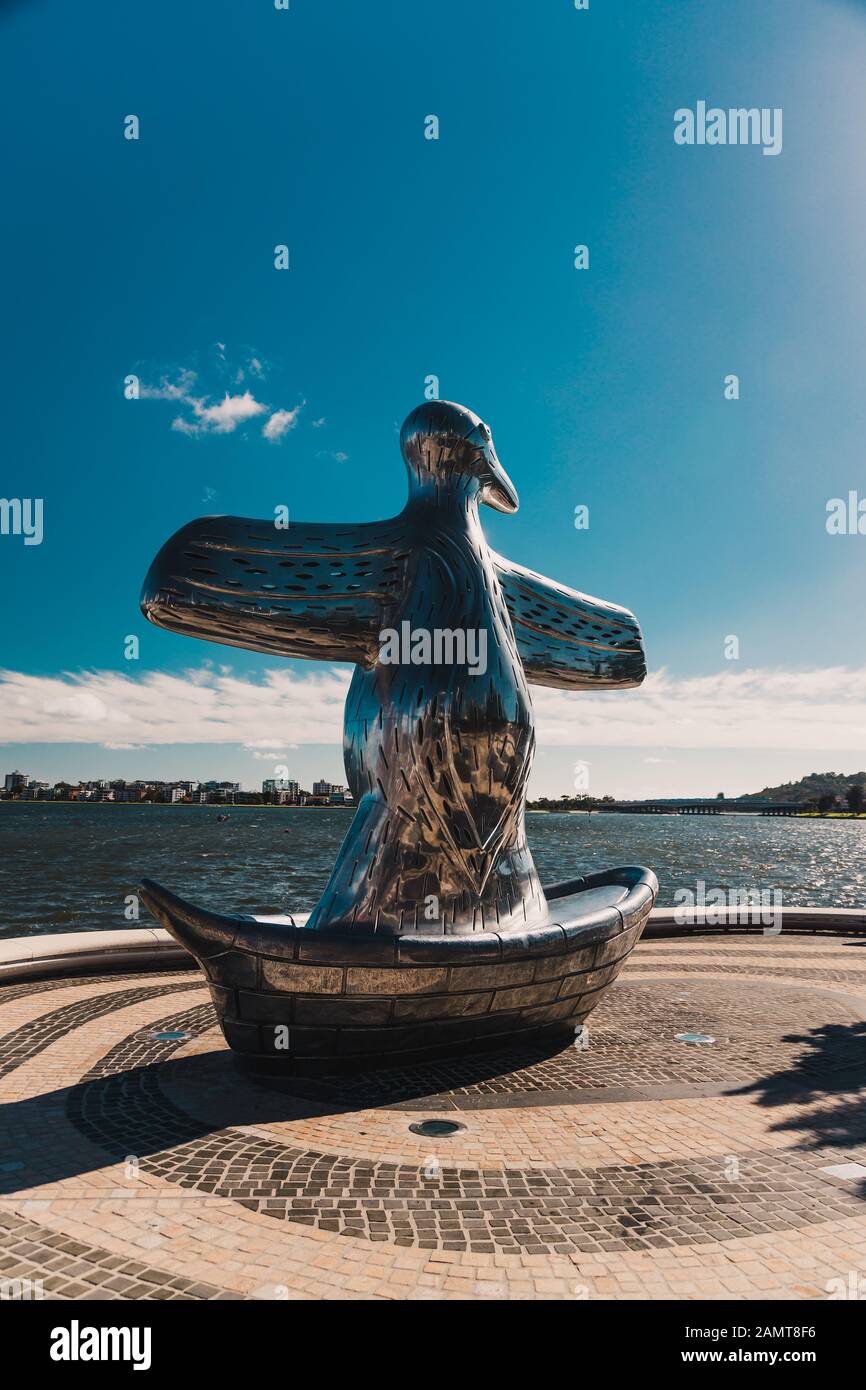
(4, 754, 864, 804)
(3, 768, 351, 805)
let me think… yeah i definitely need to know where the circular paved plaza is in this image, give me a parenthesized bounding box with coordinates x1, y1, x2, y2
(2, 931, 866, 1300)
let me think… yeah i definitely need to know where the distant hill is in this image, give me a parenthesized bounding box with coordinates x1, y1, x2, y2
(739, 771, 866, 804)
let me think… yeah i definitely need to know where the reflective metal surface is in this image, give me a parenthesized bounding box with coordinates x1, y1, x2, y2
(141, 400, 646, 935)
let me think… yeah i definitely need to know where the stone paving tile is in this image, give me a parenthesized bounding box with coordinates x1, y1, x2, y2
(641, 938, 864, 951)
(0, 943, 865, 1298)
(0, 1208, 243, 1299)
(636, 963, 866, 983)
(0, 969, 198, 1005)
(0, 981, 203, 1080)
(229, 976, 865, 1104)
(0, 973, 197, 1050)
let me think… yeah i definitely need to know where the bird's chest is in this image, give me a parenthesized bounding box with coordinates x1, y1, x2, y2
(346, 538, 533, 757)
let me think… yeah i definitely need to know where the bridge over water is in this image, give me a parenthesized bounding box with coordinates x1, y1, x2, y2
(611, 799, 808, 817)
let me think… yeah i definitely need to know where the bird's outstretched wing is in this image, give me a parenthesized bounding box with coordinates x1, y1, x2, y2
(141, 515, 409, 665)
(492, 552, 646, 690)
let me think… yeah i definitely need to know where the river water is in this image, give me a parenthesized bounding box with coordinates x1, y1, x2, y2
(1, 805, 864, 939)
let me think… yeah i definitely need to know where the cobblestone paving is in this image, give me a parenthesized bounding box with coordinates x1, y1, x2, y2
(1, 937, 865, 1298)
(0, 1209, 244, 1300)
(636, 962, 866, 983)
(0, 969, 198, 1007)
(0, 982, 205, 1081)
(267, 977, 866, 1103)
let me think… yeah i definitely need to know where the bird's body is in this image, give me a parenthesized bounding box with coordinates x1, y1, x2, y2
(308, 476, 543, 933)
(140, 400, 646, 938)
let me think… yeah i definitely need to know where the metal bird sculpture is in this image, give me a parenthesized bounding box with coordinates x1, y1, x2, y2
(139, 400, 656, 1070)
(140, 400, 645, 939)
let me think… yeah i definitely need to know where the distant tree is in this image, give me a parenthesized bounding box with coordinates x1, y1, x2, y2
(845, 784, 865, 815)
(817, 793, 836, 814)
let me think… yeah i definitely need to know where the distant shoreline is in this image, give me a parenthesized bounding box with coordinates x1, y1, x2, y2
(526, 808, 866, 822)
(0, 802, 354, 810)
(3, 802, 865, 821)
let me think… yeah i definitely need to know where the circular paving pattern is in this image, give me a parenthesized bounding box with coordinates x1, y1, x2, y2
(2, 933, 866, 1299)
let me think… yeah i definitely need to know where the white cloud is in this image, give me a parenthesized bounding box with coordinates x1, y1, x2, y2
(170, 415, 200, 436)
(1, 665, 865, 752)
(181, 390, 268, 436)
(531, 666, 866, 750)
(37, 690, 111, 723)
(234, 354, 266, 385)
(140, 353, 296, 438)
(262, 406, 301, 441)
(139, 369, 200, 403)
(0, 668, 348, 746)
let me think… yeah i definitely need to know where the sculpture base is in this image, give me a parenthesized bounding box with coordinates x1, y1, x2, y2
(140, 867, 657, 1074)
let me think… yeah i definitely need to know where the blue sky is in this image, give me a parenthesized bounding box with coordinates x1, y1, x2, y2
(1, 0, 865, 796)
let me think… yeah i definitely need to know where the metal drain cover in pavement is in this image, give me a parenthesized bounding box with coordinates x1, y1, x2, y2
(150, 1030, 191, 1042)
(675, 1032, 716, 1044)
(408, 1119, 465, 1138)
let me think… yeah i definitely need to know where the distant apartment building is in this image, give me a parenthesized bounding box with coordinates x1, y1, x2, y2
(110, 781, 150, 803)
(309, 779, 351, 805)
(72, 779, 112, 802)
(20, 780, 51, 800)
(192, 780, 241, 805)
(2, 772, 282, 804)
(262, 777, 300, 804)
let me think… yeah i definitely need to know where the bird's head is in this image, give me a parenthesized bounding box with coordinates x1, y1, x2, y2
(399, 400, 519, 513)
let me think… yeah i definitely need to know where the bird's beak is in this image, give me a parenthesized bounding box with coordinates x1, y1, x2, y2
(479, 446, 519, 514)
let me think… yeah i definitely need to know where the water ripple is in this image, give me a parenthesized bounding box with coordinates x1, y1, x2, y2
(0, 805, 864, 939)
